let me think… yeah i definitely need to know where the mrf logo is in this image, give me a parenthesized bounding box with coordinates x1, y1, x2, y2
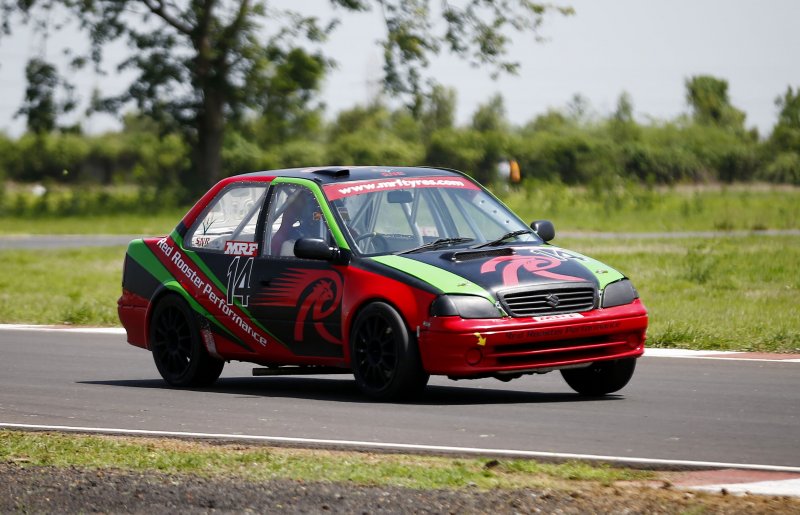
(224, 241, 259, 256)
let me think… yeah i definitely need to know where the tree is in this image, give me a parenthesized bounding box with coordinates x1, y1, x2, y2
(685, 75, 745, 131)
(613, 91, 634, 124)
(471, 93, 508, 133)
(609, 91, 640, 142)
(1, 1, 570, 190)
(769, 86, 800, 153)
(419, 84, 456, 138)
(14, 57, 76, 134)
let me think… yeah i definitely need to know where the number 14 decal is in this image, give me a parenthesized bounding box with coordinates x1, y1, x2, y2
(227, 256, 254, 307)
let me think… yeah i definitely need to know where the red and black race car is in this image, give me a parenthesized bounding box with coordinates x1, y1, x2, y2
(118, 166, 648, 400)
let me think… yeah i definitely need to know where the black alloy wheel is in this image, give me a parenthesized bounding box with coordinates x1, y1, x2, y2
(350, 302, 429, 400)
(149, 295, 224, 387)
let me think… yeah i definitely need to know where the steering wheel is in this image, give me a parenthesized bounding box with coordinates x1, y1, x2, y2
(354, 232, 389, 253)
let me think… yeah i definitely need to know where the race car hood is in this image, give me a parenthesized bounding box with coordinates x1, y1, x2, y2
(369, 244, 626, 301)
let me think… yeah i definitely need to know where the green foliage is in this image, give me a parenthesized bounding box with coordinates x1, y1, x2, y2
(0, 183, 185, 218)
(1, 0, 569, 190)
(130, 133, 190, 187)
(761, 152, 800, 185)
(419, 85, 456, 138)
(471, 94, 509, 133)
(329, 103, 392, 136)
(325, 103, 424, 166)
(511, 128, 617, 184)
(222, 131, 278, 176)
(0, 133, 12, 191)
(275, 140, 328, 169)
(770, 86, 800, 150)
(2, 75, 800, 189)
(15, 57, 76, 133)
(10, 132, 90, 182)
(327, 131, 423, 166)
(425, 128, 491, 181)
(685, 75, 746, 131)
(618, 141, 701, 184)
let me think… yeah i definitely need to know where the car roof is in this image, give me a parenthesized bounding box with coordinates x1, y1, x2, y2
(236, 165, 469, 185)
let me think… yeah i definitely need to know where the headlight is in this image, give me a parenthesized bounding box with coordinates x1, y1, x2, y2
(602, 279, 639, 308)
(430, 295, 503, 319)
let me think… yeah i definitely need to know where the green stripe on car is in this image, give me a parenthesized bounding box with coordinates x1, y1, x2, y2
(371, 255, 494, 301)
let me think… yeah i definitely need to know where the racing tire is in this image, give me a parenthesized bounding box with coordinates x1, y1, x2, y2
(350, 302, 429, 401)
(149, 295, 224, 387)
(560, 358, 636, 396)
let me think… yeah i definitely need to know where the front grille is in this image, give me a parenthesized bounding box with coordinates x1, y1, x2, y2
(499, 282, 597, 317)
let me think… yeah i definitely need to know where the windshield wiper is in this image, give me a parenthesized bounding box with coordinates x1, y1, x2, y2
(471, 229, 533, 249)
(398, 237, 474, 255)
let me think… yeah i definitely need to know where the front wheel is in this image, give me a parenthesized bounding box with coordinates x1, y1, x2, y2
(149, 295, 224, 387)
(560, 358, 637, 396)
(350, 302, 429, 400)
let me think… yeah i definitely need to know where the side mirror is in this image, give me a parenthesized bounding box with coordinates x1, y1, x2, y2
(294, 238, 338, 261)
(530, 220, 555, 242)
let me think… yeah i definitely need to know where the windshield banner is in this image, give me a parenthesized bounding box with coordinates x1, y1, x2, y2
(324, 176, 479, 200)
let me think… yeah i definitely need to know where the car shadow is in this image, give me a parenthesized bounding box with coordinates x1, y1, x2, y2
(79, 376, 622, 406)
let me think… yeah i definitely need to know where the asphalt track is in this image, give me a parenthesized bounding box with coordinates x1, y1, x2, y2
(1, 327, 798, 472)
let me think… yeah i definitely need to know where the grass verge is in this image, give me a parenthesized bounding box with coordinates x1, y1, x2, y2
(0, 246, 124, 325)
(560, 235, 800, 352)
(0, 431, 650, 490)
(504, 183, 800, 232)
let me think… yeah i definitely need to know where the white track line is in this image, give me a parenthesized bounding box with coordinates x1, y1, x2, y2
(2, 422, 799, 474)
(644, 348, 800, 363)
(0, 324, 126, 335)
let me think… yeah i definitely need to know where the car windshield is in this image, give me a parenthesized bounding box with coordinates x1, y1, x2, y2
(323, 176, 539, 255)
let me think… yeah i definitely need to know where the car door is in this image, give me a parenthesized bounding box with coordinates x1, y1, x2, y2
(247, 181, 345, 359)
(181, 181, 274, 356)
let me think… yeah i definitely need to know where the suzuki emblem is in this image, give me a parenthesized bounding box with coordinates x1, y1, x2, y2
(545, 293, 560, 308)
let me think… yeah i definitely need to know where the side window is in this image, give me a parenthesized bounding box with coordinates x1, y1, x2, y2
(264, 184, 333, 257)
(186, 184, 268, 252)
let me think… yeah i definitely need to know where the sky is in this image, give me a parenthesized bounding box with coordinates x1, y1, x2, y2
(1, 0, 799, 137)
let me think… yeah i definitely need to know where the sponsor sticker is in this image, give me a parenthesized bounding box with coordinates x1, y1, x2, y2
(532, 313, 584, 322)
(153, 237, 268, 347)
(192, 236, 211, 248)
(224, 241, 259, 256)
(324, 176, 478, 200)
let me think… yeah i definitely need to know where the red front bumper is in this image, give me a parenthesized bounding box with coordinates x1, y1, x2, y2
(417, 299, 648, 378)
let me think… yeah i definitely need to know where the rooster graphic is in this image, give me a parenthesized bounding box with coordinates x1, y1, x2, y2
(481, 255, 582, 286)
(251, 269, 342, 344)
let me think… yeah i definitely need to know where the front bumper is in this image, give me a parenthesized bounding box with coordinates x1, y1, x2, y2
(418, 299, 648, 378)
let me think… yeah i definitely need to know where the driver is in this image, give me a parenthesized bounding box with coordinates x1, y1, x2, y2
(270, 189, 319, 256)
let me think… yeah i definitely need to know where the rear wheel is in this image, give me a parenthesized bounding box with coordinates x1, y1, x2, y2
(149, 295, 224, 387)
(350, 302, 429, 400)
(561, 358, 637, 396)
